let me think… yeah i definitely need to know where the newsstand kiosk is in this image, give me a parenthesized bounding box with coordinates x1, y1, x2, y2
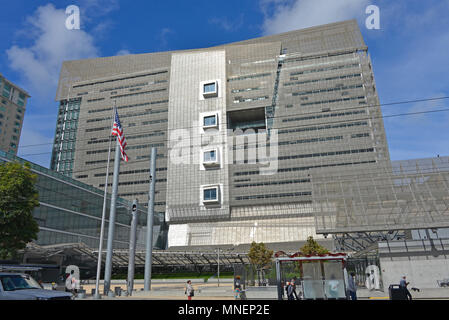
(275, 252, 349, 300)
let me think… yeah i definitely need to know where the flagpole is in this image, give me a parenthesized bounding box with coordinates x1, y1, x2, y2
(104, 102, 122, 296)
(94, 102, 116, 299)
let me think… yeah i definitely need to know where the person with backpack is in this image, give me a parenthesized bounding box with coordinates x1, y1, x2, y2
(287, 281, 296, 300)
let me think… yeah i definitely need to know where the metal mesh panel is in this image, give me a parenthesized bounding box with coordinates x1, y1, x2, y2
(312, 157, 449, 233)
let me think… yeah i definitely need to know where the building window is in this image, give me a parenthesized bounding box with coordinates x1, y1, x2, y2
(2, 83, 11, 98)
(203, 148, 220, 167)
(201, 80, 218, 98)
(203, 114, 218, 128)
(204, 82, 216, 94)
(203, 186, 219, 204)
(204, 150, 216, 162)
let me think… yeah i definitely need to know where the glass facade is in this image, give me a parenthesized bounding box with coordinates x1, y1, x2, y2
(50, 98, 81, 177)
(0, 150, 168, 250)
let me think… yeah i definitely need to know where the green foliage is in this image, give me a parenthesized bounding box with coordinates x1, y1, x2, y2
(248, 241, 273, 270)
(300, 236, 329, 255)
(0, 162, 40, 259)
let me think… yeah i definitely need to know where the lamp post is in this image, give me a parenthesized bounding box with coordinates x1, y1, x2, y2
(217, 248, 220, 287)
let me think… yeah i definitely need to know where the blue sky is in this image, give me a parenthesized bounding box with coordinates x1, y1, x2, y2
(1, 0, 448, 167)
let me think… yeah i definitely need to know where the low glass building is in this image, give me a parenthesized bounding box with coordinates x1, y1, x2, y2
(0, 149, 167, 251)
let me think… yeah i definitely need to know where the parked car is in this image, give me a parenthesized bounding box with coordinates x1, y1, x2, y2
(0, 273, 72, 300)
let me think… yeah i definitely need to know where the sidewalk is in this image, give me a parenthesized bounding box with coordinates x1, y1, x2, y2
(75, 281, 449, 300)
(79, 279, 236, 300)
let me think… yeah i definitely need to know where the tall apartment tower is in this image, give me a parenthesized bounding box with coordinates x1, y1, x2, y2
(0, 73, 29, 155)
(52, 20, 389, 249)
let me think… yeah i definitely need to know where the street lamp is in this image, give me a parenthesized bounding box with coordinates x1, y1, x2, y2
(216, 247, 234, 287)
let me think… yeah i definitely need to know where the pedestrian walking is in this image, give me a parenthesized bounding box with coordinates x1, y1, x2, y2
(65, 270, 77, 297)
(234, 276, 242, 300)
(287, 281, 296, 300)
(399, 276, 412, 300)
(280, 281, 285, 299)
(185, 280, 194, 300)
(291, 278, 299, 300)
(347, 272, 357, 300)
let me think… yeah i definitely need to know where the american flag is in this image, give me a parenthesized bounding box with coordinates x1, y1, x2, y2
(111, 108, 129, 162)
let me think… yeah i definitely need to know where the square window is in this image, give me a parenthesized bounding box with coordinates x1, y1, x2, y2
(203, 115, 217, 127)
(203, 150, 216, 162)
(201, 185, 221, 205)
(201, 80, 218, 98)
(203, 187, 218, 202)
(202, 148, 220, 168)
(203, 82, 216, 94)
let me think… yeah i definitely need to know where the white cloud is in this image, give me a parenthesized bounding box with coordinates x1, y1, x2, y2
(115, 49, 132, 56)
(6, 4, 103, 167)
(6, 4, 100, 100)
(209, 15, 244, 32)
(261, 0, 370, 35)
(157, 28, 174, 50)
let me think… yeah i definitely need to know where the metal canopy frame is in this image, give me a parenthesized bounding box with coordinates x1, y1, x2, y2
(311, 156, 449, 251)
(20, 243, 250, 270)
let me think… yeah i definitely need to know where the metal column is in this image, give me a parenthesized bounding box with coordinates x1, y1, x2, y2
(104, 139, 121, 295)
(127, 199, 138, 296)
(144, 147, 157, 291)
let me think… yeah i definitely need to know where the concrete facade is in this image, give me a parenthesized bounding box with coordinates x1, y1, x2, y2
(379, 240, 449, 289)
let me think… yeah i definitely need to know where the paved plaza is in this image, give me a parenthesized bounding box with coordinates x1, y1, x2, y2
(69, 279, 449, 300)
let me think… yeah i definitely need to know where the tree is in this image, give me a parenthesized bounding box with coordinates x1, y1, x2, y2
(248, 241, 273, 286)
(0, 161, 39, 260)
(300, 236, 329, 255)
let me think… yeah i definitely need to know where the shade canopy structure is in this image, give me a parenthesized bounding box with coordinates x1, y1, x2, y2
(311, 156, 449, 251)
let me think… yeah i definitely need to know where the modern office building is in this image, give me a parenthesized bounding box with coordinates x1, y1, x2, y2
(51, 20, 389, 250)
(0, 73, 29, 154)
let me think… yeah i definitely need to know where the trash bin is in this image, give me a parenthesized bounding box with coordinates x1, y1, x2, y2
(114, 286, 122, 296)
(389, 284, 407, 300)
